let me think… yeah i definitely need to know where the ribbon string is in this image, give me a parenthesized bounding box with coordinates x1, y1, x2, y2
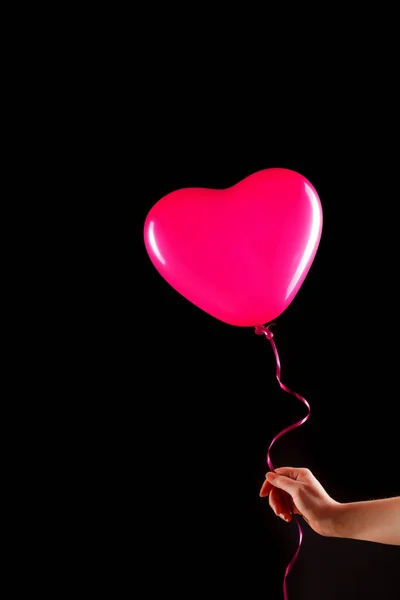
(255, 323, 311, 600)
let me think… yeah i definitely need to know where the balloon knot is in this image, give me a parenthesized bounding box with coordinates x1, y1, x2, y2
(255, 324, 274, 339)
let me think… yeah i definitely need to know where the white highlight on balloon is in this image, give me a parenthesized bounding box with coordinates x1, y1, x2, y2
(148, 221, 166, 265)
(286, 183, 322, 300)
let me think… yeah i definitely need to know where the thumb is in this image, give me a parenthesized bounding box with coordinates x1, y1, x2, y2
(266, 471, 299, 495)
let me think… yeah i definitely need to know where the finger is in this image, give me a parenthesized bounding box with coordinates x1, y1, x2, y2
(259, 477, 273, 497)
(269, 487, 282, 515)
(261, 468, 297, 497)
(266, 471, 300, 495)
(272, 466, 312, 482)
(280, 490, 294, 521)
(292, 502, 302, 515)
(278, 489, 296, 514)
(269, 488, 291, 522)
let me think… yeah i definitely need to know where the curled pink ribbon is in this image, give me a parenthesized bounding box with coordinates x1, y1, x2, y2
(255, 323, 310, 600)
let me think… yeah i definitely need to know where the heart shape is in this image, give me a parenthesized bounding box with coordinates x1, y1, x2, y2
(144, 168, 322, 327)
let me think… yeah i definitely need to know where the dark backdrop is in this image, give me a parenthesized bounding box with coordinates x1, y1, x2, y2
(25, 13, 400, 600)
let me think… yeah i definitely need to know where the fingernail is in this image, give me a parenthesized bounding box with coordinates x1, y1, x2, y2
(279, 513, 290, 522)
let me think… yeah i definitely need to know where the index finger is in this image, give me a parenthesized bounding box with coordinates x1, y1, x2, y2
(260, 466, 297, 497)
(259, 477, 273, 497)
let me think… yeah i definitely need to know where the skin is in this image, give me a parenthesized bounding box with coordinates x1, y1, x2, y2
(260, 467, 400, 546)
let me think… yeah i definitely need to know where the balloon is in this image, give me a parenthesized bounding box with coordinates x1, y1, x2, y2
(143, 168, 323, 327)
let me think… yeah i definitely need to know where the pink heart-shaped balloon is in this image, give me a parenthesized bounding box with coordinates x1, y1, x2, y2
(144, 168, 323, 327)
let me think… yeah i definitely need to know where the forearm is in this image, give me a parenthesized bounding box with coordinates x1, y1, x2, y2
(331, 497, 400, 545)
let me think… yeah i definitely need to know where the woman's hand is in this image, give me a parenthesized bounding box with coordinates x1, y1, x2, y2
(260, 466, 339, 537)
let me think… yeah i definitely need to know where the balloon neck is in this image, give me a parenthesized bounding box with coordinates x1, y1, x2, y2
(255, 324, 274, 340)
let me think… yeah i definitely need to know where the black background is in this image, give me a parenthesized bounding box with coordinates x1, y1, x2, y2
(20, 12, 400, 599)
(126, 120, 400, 599)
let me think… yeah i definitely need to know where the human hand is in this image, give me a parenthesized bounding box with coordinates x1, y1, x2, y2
(260, 467, 339, 537)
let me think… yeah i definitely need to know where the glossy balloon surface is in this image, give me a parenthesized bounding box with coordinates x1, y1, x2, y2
(144, 168, 323, 327)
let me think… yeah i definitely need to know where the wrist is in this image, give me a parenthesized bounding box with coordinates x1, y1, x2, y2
(319, 500, 346, 538)
(326, 501, 357, 539)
